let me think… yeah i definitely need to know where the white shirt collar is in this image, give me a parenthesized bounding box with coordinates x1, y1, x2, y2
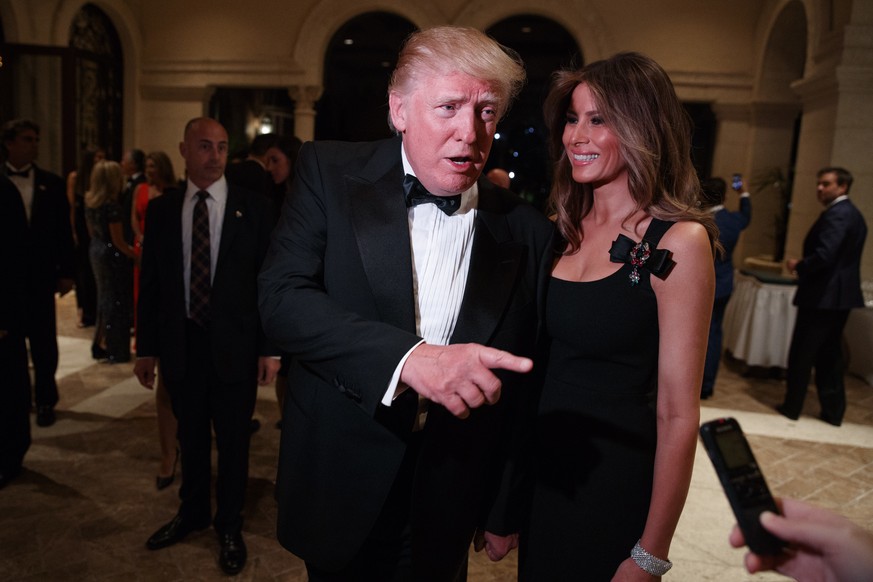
(185, 176, 228, 204)
(828, 194, 848, 208)
(5, 161, 33, 174)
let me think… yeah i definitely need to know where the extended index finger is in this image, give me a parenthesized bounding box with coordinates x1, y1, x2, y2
(478, 347, 533, 373)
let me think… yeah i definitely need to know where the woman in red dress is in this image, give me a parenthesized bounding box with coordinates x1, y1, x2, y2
(131, 150, 180, 490)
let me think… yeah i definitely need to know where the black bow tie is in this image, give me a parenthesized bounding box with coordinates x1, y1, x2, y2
(7, 167, 31, 178)
(403, 174, 461, 216)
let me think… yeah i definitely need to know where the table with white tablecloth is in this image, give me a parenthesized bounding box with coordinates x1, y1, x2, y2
(845, 307, 873, 385)
(723, 272, 873, 385)
(723, 271, 797, 368)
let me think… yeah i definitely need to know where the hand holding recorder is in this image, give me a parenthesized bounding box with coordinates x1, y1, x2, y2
(729, 497, 873, 582)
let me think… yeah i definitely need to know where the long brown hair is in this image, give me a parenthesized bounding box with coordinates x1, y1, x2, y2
(544, 52, 717, 254)
(146, 151, 176, 190)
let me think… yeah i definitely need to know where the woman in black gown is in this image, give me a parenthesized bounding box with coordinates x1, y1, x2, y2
(85, 160, 137, 363)
(521, 53, 718, 581)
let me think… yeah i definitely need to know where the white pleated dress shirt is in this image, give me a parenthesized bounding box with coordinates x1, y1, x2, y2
(381, 145, 478, 408)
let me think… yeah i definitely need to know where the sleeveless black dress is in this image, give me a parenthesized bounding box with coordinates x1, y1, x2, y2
(522, 219, 675, 581)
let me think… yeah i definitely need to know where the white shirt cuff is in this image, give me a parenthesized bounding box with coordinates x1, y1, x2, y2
(381, 339, 425, 406)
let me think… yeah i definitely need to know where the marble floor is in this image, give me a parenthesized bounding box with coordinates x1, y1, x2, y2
(2, 293, 872, 581)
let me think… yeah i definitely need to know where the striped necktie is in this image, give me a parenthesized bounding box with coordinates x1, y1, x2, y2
(189, 190, 211, 326)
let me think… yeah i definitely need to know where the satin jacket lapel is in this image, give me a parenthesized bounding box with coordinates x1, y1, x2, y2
(348, 145, 416, 334)
(215, 186, 244, 277)
(30, 169, 49, 221)
(451, 180, 523, 345)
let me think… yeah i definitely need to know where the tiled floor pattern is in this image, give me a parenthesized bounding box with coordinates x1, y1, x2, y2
(1, 293, 871, 581)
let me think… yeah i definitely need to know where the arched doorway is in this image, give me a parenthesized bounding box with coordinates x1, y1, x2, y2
(209, 87, 297, 158)
(69, 3, 124, 165)
(750, 0, 806, 262)
(0, 3, 123, 174)
(316, 12, 417, 142)
(486, 16, 581, 209)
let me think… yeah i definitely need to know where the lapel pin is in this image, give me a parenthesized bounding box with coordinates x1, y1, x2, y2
(235, 210, 243, 218)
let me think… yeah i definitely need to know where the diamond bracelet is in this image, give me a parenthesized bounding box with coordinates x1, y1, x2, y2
(631, 539, 673, 576)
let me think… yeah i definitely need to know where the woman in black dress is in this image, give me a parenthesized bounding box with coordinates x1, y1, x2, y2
(85, 160, 137, 363)
(521, 53, 718, 581)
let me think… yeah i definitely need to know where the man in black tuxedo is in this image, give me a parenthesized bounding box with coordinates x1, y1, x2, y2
(120, 148, 146, 244)
(778, 167, 867, 426)
(259, 26, 554, 581)
(134, 117, 280, 575)
(0, 174, 31, 488)
(1, 119, 75, 428)
(225, 132, 276, 196)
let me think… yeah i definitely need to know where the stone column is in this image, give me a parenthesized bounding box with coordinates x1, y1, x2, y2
(289, 85, 324, 142)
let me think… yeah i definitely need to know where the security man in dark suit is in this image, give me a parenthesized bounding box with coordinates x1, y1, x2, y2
(778, 167, 867, 426)
(1, 119, 75, 428)
(259, 26, 554, 582)
(134, 117, 279, 575)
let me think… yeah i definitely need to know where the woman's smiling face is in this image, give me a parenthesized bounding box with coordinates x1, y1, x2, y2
(562, 83, 628, 189)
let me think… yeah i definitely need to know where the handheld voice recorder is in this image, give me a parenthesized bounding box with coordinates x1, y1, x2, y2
(699, 417, 786, 555)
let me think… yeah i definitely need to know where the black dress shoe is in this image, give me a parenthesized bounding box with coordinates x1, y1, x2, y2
(36, 406, 56, 427)
(91, 344, 109, 360)
(146, 514, 209, 550)
(218, 532, 247, 575)
(819, 413, 842, 427)
(775, 404, 800, 421)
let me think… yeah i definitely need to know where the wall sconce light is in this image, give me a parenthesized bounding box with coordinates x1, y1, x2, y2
(259, 115, 273, 134)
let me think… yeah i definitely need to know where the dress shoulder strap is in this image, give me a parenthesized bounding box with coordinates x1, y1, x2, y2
(643, 217, 675, 247)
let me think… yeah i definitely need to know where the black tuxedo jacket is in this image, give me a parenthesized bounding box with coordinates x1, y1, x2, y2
(121, 174, 146, 244)
(794, 198, 867, 310)
(225, 159, 273, 196)
(2, 165, 75, 291)
(0, 175, 28, 333)
(136, 182, 276, 386)
(258, 137, 554, 574)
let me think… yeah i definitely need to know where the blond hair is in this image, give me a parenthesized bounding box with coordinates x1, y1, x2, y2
(387, 26, 526, 132)
(85, 160, 125, 208)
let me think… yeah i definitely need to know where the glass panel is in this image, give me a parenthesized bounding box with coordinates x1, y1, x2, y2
(6, 53, 64, 174)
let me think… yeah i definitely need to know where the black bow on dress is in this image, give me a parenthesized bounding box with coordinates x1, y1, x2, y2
(609, 233, 675, 285)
